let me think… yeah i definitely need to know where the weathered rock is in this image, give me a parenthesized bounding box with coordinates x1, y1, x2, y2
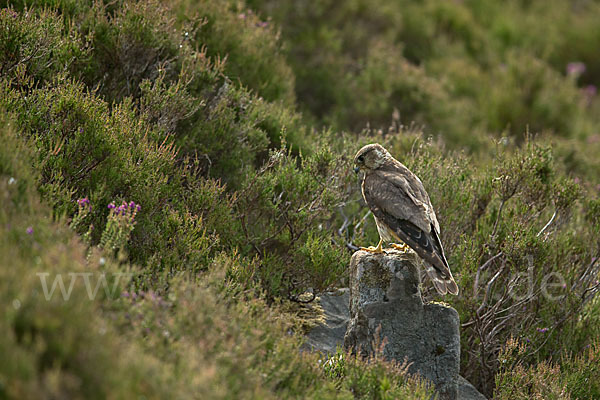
(301, 270, 487, 399)
(302, 288, 350, 354)
(457, 375, 488, 400)
(344, 250, 460, 400)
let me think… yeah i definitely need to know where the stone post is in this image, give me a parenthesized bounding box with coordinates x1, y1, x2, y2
(344, 249, 460, 400)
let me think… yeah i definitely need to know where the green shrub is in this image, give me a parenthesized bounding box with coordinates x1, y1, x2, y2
(480, 51, 589, 138)
(175, 0, 296, 105)
(248, 0, 600, 148)
(231, 144, 351, 300)
(494, 338, 571, 400)
(0, 2, 344, 300)
(3, 0, 600, 398)
(0, 8, 88, 86)
(1, 109, 435, 399)
(328, 41, 467, 141)
(0, 77, 227, 286)
(495, 338, 600, 399)
(0, 115, 177, 399)
(321, 345, 434, 399)
(339, 131, 600, 396)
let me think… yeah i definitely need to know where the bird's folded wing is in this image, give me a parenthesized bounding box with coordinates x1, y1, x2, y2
(363, 171, 452, 278)
(377, 169, 442, 233)
(364, 171, 432, 234)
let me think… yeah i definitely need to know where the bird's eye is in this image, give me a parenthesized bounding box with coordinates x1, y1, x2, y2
(358, 155, 364, 162)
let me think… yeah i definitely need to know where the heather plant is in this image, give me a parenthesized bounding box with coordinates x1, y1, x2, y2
(494, 337, 572, 400)
(2, 0, 600, 398)
(175, 0, 296, 105)
(69, 197, 94, 245)
(494, 337, 600, 399)
(0, 116, 178, 399)
(320, 345, 434, 399)
(100, 201, 141, 252)
(0, 7, 89, 87)
(0, 1, 345, 298)
(69, 197, 91, 230)
(328, 41, 466, 142)
(356, 132, 600, 395)
(1, 110, 438, 399)
(0, 77, 222, 288)
(231, 144, 352, 300)
(248, 0, 600, 146)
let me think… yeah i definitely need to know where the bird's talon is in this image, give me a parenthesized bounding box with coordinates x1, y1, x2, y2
(390, 243, 410, 253)
(360, 242, 385, 254)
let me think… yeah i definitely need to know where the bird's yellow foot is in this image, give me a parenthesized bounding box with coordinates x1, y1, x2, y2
(390, 242, 410, 253)
(360, 240, 385, 254)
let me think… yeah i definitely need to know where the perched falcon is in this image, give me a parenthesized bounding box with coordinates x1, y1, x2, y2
(353, 143, 459, 295)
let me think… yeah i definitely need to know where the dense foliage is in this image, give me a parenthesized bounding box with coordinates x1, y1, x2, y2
(1, 0, 599, 398)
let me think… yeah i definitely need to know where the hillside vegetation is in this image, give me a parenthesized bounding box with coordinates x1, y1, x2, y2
(1, 0, 600, 398)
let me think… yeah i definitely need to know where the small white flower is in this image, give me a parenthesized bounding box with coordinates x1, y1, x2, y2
(8, 177, 16, 185)
(12, 299, 21, 309)
(99, 257, 106, 266)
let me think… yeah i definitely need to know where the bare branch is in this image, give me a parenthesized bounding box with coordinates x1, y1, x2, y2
(536, 209, 557, 238)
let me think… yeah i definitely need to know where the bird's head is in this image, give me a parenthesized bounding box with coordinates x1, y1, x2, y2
(353, 143, 390, 173)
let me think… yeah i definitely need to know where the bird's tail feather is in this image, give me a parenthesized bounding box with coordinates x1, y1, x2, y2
(444, 277, 459, 295)
(424, 264, 459, 296)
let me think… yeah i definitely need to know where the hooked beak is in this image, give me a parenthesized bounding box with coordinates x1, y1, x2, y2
(353, 166, 360, 174)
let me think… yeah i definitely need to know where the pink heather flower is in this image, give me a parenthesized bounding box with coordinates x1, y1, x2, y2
(587, 134, 600, 144)
(583, 84, 597, 96)
(566, 62, 586, 77)
(26, 226, 33, 235)
(108, 203, 116, 209)
(136, 204, 141, 211)
(537, 327, 549, 333)
(582, 85, 597, 106)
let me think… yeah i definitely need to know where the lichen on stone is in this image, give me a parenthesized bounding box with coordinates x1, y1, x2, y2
(360, 255, 392, 289)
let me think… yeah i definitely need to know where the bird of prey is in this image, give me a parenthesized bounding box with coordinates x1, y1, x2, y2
(353, 143, 459, 295)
